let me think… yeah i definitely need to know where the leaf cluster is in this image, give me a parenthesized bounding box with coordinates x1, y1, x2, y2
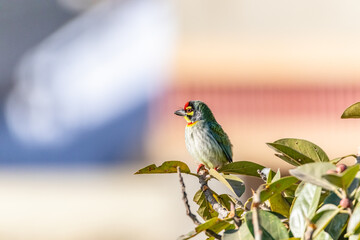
(135, 102, 360, 239)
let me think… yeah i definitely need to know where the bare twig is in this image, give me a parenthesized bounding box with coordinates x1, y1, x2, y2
(230, 201, 241, 228)
(177, 167, 221, 240)
(252, 189, 263, 240)
(177, 167, 201, 225)
(198, 165, 229, 219)
(304, 222, 316, 240)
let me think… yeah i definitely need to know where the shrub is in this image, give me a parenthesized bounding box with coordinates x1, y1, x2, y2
(135, 102, 360, 240)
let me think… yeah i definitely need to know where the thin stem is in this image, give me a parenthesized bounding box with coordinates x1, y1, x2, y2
(252, 190, 262, 240)
(177, 167, 201, 225)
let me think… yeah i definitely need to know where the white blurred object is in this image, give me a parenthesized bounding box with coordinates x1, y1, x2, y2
(6, 0, 176, 145)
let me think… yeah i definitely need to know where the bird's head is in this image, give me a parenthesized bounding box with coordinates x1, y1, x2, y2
(174, 100, 215, 124)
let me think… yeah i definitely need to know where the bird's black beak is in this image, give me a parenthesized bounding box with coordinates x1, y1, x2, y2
(174, 109, 186, 116)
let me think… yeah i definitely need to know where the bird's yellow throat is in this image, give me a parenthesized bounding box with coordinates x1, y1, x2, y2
(184, 114, 198, 126)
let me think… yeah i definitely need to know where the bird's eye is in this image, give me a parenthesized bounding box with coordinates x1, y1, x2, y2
(186, 108, 193, 113)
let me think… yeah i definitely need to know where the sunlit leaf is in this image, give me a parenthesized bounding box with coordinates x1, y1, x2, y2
(341, 102, 360, 118)
(218, 194, 235, 211)
(267, 138, 329, 166)
(178, 217, 229, 240)
(195, 217, 219, 232)
(244, 210, 289, 240)
(322, 164, 360, 190)
(223, 225, 253, 240)
(134, 161, 190, 174)
(347, 202, 360, 236)
(268, 193, 291, 218)
(261, 175, 298, 217)
(194, 190, 218, 220)
(272, 169, 281, 182)
(209, 169, 245, 198)
(311, 204, 347, 239)
(208, 220, 232, 235)
(260, 176, 298, 202)
(313, 231, 334, 240)
(289, 183, 321, 238)
(219, 161, 273, 177)
(330, 154, 357, 164)
(289, 162, 337, 191)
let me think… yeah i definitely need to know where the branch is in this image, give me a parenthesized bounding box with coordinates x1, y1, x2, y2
(177, 166, 201, 225)
(304, 222, 315, 240)
(177, 167, 222, 240)
(230, 201, 241, 228)
(198, 166, 229, 219)
(252, 189, 263, 240)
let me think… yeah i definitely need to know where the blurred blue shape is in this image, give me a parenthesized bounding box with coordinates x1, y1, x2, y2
(0, 102, 148, 166)
(2, 0, 176, 166)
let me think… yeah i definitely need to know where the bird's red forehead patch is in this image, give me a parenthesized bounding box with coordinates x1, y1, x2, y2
(184, 101, 190, 110)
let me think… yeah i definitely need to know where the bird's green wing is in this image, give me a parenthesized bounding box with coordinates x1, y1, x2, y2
(209, 122, 233, 163)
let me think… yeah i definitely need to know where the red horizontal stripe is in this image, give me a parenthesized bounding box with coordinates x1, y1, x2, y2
(158, 84, 360, 118)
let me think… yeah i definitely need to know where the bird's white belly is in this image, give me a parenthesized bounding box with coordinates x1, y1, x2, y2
(185, 124, 226, 169)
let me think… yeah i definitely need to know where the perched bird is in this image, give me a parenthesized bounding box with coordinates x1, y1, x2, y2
(174, 100, 233, 172)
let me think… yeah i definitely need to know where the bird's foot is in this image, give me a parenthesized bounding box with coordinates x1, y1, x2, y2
(197, 164, 205, 173)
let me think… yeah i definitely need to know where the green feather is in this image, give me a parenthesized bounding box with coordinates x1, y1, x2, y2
(209, 122, 233, 163)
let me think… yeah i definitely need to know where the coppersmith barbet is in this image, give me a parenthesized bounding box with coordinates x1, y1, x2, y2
(174, 100, 233, 172)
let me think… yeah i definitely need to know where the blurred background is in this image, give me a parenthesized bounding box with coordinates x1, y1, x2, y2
(1, 0, 360, 239)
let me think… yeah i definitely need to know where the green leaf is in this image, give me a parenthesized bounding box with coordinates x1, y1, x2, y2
(289, 183, 322, 238)
(223, 225, 253, 240)
(193, 190, 219, 220)
(208, 220, 232, 234)
(268, 193, 291, 218)
(289, 162, 337, 191)
(341, 102, 360, 118)
(134, 161, 190, 174)
(222, 229, 241, 240)
(209, 169, 245, 198)
(347, 202, 360, 236)
(218, 194, 238, 212)
(314, 231, 334, 240)
(294, 181, 306, 197)
(312, 204, 341, 238)
(323, 192, 341, 206)
(271, 169, 281, 182)
(349, 172, 360, 198)
(260, 176, 298, 202)
(322, 164, 360, 190)
(267, 138, 329, 166)
(195, 217, 219, 232)
(325, 213, 348, 240)
(350, 233, 360, 240)
(178, 217, 228, 240)
(218, 161, 273, 177)
(330, 154, 357, 164)
(218, 194, 234, 211)
(266, 168, 274, 184)
(244, 210, 289, 240)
